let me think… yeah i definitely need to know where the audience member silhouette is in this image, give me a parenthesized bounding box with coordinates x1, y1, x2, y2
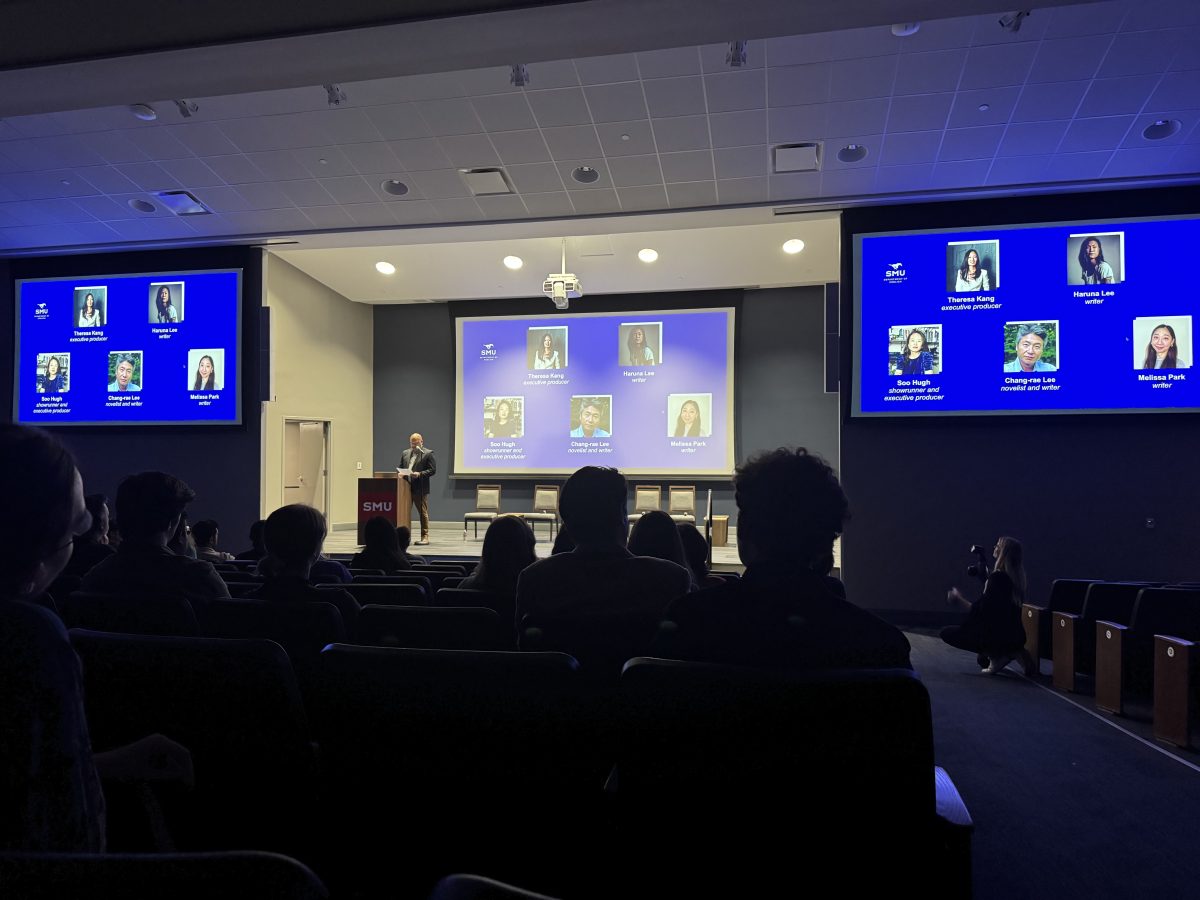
(235, 519, 267, 561)
(166, 511, 197, 559)
(676, 522, 724, 588)
(82, 472, 229, 606)
(0, 424, 191, 851)
(250, 504, 360, 627)
(63, 493, 115, 578)
(628, 510, 696, 587)
(654, 447, 911, 670)
(460, 515, 537, 624)
(350, 516, 411, 573)
(550, 526, 574, 555)
(192, 519, 234, 563)
(396, 525, 426, 565)
(943, 536, 1035, 675)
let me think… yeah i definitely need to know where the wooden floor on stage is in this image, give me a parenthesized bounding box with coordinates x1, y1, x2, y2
(325, 521, 748, 570)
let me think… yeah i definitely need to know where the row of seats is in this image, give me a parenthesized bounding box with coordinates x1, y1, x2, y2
(1022, 579, 1200, 747)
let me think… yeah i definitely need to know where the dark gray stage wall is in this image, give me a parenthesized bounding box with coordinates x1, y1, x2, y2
(2, 248, 263, 540)
(373, 286, 838, 522)
(841, 187, 1200, 616)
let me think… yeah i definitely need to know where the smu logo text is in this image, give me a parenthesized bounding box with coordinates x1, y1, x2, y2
(33, 302, 50, 320)
(362, 501, 393, 512)
(479, 342, 498, 360)
(884, 262, 907, 283)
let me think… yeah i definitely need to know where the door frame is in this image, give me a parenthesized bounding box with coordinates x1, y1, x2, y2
(282, 417, 331, 518)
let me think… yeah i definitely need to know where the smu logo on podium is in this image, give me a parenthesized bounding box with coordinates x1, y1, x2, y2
(479, 342, 498, 361)
(883, 262, 907, 284)
(362, 500, 393, 512)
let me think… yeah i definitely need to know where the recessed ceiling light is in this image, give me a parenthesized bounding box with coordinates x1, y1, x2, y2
(837, 144, 869, 163)
(620, 133, 631, 142)
(127, 198, 156, 213)
(318, 158, 329, 165)
(1143, 119, 1181, 141)
(129, 103, 157, 121)
(638, 248, 659, 263)
(572, 166, 600, 184)
(891, 22, 921, 37)
(503, 255, 523, 270)
(978, 103, 991, 112)
(375, 261, 396, 275)
(782, 239, 805, 255)
(380, 179, 409, 196)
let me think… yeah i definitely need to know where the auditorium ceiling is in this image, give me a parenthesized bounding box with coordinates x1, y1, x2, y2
(0, 0, 1193, 258)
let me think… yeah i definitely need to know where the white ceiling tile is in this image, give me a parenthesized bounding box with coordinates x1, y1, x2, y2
(557, 159, 613, 190)
(715, 177, 768, 204)
(182, 215, 239, 237)
(828, 25, 902, 59)
(245, 150, 310, 181)
(644, 77, 708, 118)
(880, 131, 943, 166)
(521, 192, 576, 216)
(960, 43, 1038, 89)
(998, 121, 1070, 157)
(583, 82, 650, 124)
(156, 157, 224, 188)
(65, 221, 122, 244)
(700, 41, 764, 73)
(386, 200, 438, 224)
(1145, 72, 1200, 113)
(1028, 37, 1109, 84)
(1098, 30, 1178, 77)
(320, 107, 383, 144)
(71, 195, 138, 221)
(826, 99, 890, 137)
(476, 194, 531, 218)
(939, 126, 1006, 161)
(713, 146, 768, 179)
(820, 168, 878, 197)
(768, 171, 821, 200)
(2, 171, 97, 201)
(489, 130, 551, 165)
(235, 182, 294, 210)
(1131, 3, 1200, 29)
(595, 120, 656, 157)
(417, 99, 484, 136)
(895, 17, 977, 52)
(2, 136, 105, 170)
(168, 123, 240, 157)
(768, 105, 829, 143)
(6, 198, 94, 225)
(61, 131, 146, 165)
(260, 111, 332, 150)
(429, 198, 485, 221)
(665, 181, 717, 208)
(637, 47, 702, 79)
(364, 103, 434, 141)
(278, 180, 336, 207)
(885, 93, 954, 133)
(456, 66, 519, 97)
(70, 165, 137, 194)
(300, 205, 357, 229)
(384, 72, 467, 102)
(704, 70, 767, 112)
(1103, 146, 1179, 176)
(293, 147, 358, 178)
(541, 125, 602, 160)
(1171, 144, 1200, 172)
(708, 109, 767, 148)
(1044, 3, 1127, 39)
(927, 158, 991, 188)
(829, 55, 898, 102)
(985, 156, 1050, 185)
(438, 133, 502, 167)
(344, 204, 396, 227)
(3, 114, 71, 138)
(1078, 75, 1160, 116)
(405, 169, 471, 200)
(188, 186, 253, 213)
(567, 190, 620, 214)
(471, 94, 537, 132)
(764, 33, 833, 67)
(388, 138, 453, 171)
(1043, 150, 1114, 181)
(524, 60, 581, 89)
(221, 208, 313, 234)
(107, 217, 197, 240)
(970, 10, 1050, 45)
(1011, 81, 1088, 122)
(217, 117, 286, 153)
(947, 86, 1021, 127)
(660, 150, 715, 183)
(0, 203, 30, 226)
(527, 89, 593, 127)
(1170, 25, 1200, 70)
(575, 53, 641, 85)
(506, 162, 566, 193)
(874, 163, 934, 193)
(652, 115, 712, 152)
(1121, 113, 1194, 148)
(124, 127, 194, 161)
(341, 142, 404, 176)
(767, 63, 831, 107)
(115, 162, 181, 192)
(1060, 116, 1136, 152)
(318, 175, 379, 204)
(608, 154, 664, 187)
(617, 184, 670, 210)
(894, 50, 966, 96)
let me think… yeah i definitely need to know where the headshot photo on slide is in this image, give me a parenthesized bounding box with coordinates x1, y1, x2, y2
(188, 348, 224, 391)
(150, 282, 184, 324)
(74, 286, 106, 328)
(1133, 316, 1191, 370)
(1003, 321, 1058, 373)
(1068, 233, 1124, 285)
(484, 396, 524, 438)
(620, 322, 662, 367)
(36, 352, 70, 394)
(889, 324, 942, 375)
(108, 350, 144, 392)
(528, 327, 568, 369)
(946, 240, 999, 293)
(570, 395, 612, 438)
(667, 393, 711, 438)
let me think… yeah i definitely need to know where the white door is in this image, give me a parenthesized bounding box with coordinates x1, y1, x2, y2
(283, 420, 328, 514)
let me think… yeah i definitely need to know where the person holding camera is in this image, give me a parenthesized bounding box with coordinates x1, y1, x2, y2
(942, 537, 1034, 676)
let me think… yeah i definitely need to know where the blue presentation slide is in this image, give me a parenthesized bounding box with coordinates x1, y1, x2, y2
(854, 216, 1200, 416)
(14, 269, 241, 425)
(455, 308, 735, 475)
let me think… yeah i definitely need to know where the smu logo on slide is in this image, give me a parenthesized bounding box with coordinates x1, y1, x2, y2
(362, 501, 393, 512)
(883, 262, 907, 284)
(33, 302, 50, 321)
(479, 342, 498, 361)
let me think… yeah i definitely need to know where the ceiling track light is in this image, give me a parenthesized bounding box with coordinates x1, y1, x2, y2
(510, 64, 530, 87)
(173, 99, 198, 118)
(998, 10, 1030, 32)
(726, 40, 748, 68)
(324, 84, 347, 106)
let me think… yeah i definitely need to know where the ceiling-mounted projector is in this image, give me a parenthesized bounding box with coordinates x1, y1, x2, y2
(542, 273, 582, 310)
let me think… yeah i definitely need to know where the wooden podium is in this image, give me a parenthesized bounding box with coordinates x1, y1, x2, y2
(357, 474, 412, 543)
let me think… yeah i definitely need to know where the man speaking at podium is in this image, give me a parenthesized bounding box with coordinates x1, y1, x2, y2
(400, 432, 436, 545)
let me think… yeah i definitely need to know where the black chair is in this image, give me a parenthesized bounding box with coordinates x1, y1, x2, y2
(351, 604, 508, 650)
(428, 873, 562, 900)
(70, 629, 315, 852)
(415, 563, 469, 577)
(435, 587, 512, 623)
(1054, 582, 1156, 692)
(347, 568, 386, 577)
(353, 573, 434, 599)
(0, 851, 328, 900)
(1022, 578, 1097, 662)
(614, 658, 972, 897)
(339, 581, 428, 607)
(440, 576, 464, 589)
(61, 592, 199, 637)
(219, 571, 262, 585)
(521, 609, 664, 684)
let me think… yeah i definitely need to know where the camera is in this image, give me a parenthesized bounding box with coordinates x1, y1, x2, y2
(966, 544, 990, 583)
